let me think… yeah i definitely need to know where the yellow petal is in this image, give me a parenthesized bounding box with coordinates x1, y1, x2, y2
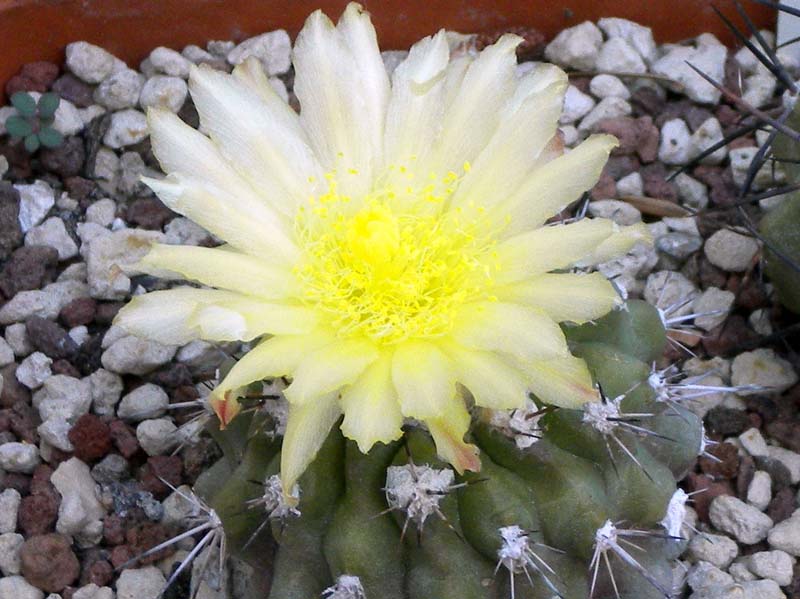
(284, 339, 379, 405)
(497, 272, 622, 324)
(576, 222, 653, 266)
(114, 288, 245, 345)
(281, 391, 341, 504)
(493, 218, 616, 284)
(391, 340, 455, 419)
(452, 64, 567, 210)
(143, 175, 299, 264)
(430, 34, 521, 173)
(527, 355, 599, 409)
(340, 353, 403, 452)
(451, 302, 568, 362)
(187, 297, 317, 340)
(383, 30, 449, 171)
(189, 65, 321, 217)
(138, 244, 299, 299)
(501, 134, 618, 237)
(427, 398, 481, 474)
(213, 332, 334, 401)
(442, 343, 529, 410)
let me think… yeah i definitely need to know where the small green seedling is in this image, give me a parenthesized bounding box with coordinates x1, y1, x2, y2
(4, 91, 64, 153)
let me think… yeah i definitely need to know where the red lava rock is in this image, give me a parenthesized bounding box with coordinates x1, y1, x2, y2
(595, 116, 658, 163)
(126, 522, 176, 564)
(728, 275, 770, 310)
(641, 163, 678, 202)
(51, 74, 94, 108)
(81, 559, 113, 587)
(590, 171, 617, 200)
(692, 165, 738, 207)
(20, 534, 79, 592)
(685, 106, 715, 132)
(108, 420, 140, 458)
(474, 26, 546, 61)
(603, 155, 641, 180)
(0, 182, 23, 261)
(0, 410, 10, 432)
(140, 455, 183, 498)
(18, 490, 60, 536)
(60, 297, 97, 328)
(723, 54, 743, 97)
(26, 317, 78, 360)
(40, 136, 86, 178)
(29, 464, 54, 495)
(767, 488, 798, 524)
(698, 442, 739, 479)
(4, 62, 60, 96)
(126, 197, 176, 230)
(684, 472, 735, 523)
(654, 99, 695, 128)
(3, 472, 31, 495)
(0, 139, 33, 180)
(68, 414, 112, 462)
(110, 545, 135, 569)
(1, 364, 31, 408)
(0, 245, 60, 297)
(698, 255, 728, 289)
(737, 454, 757, 499)
(701, 314, 760, 356)
(64, 176, 97, 202)
(94, 302, 124, 325)
(103, 514, 126, 546)
(148, 363, 192, 389)
(766, 420, 800, 453)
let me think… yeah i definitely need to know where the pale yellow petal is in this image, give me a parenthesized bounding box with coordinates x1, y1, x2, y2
(391, 340, 456, 419)
(576, 222, 653, 267)
(427, 397, 481, 474)
(493, 218, 616, 285)
(293, 9, 376, 192)
(452, 64, 568, 209)
(281, 391, 341, 504)
(138, 244, 299, 299)
(213, 332, 334, 400)
(497, 272, 622, 324)
(114, 288, 230, 345)
(451, 302, 568, 362)
(383, 30, 449, 171)
(189, 65, 321, 216)
(284, 339, 379, 405)
(443, 342, 529, 409)
(500, 134, 618, 237)
(143, 175, 299, 264)
(527, 355, 599, 408)
(340, 353, 403, 452)
(430, 34, 521, 173)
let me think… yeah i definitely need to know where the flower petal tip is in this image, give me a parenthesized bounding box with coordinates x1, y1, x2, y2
(210, 392, 242, 429)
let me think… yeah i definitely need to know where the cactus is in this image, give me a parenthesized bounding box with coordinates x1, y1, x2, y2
(160, 299, 704, 599)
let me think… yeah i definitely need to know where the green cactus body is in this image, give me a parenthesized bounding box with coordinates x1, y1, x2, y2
(192, 299, 703, 599)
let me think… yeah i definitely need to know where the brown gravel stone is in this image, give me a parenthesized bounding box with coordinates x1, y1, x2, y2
(603, 155, 641, 180)
(737, 454, 757, 500)
(0, 139, 33, 180)
(685, 472, 735, 523)
(5, 62, 59, 96)
(80, 556, 113, 588)
(26, 317, 78, 360)
(2, 472, 31, 495)
(140, 455, 182, 497)
(474, 26, 546, 61)
(765, 419, 800, 453)
(0, 182, 23, 261)
(701, 315, 760, 356)
(728, 275, 769, 310)
(654, 99, 695, 128)
(18, 489, 60, 536)
(64, 176, 97, 202)
(641, 163, 678, 202)
(10, 401, 40, 444)
(0, 245, 59, 297)
(126, 521, 176, 564)
(68, 414, 112, 462)
(20, 533, 80, 592)
(108, 420, 140, 458)
(767, 488, 798, 524)
(706, 407, 750, 436)
(698, 441, 739, 479)
(51, 74, 94, 108)
(102, 514, 126, 546)
(51, 359, 81, 378)
(125, 197, 176, 230)
(39, 136, 86, 178)
(109, 545, 134, 569)
(29, 464, 54, 495)
(94, 301, 123, 325)
(698, 255, 729, 289)
(630, 86, 666, 118)
(692, 165, 737, 207)
(148, 363, 192, 389)
(590, 172, 616, 200)
(0, 364, 31, 408)
(60, 297, 97, 328)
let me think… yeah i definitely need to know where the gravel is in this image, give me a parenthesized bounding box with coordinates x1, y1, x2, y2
(709, 496, 774, 544)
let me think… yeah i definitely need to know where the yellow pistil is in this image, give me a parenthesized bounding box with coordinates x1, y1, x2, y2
(295, 168, 500, 345)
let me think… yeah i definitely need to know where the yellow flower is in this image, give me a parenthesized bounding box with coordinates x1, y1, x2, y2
(115, 3, 650, 495)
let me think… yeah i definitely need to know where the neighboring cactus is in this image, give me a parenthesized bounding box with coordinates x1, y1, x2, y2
(170, 299, 704, 599)
(4, 91, 64, 153)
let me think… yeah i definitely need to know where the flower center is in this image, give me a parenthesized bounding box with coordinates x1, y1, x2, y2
(294, 168, 500, 344)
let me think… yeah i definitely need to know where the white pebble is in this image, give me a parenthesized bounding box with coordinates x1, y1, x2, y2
(739, 428, 770, 458)
(149, 47, 192, 79)
(226, 30, 292, 76)
(117, 383, 169, 421)
(732, 349, 798, 395)
(103, 109, 148, 148)
(0, 534, 23, 575)
(0, 443, 39, 474)
(658, 118, 692, 165)
(14, 180, 54, 233)
(768, 515, 800, 556)
(709, 495, 773, 544)
(24, 217, 79, 260)
(66, 42, 116, 83)
(93, 68, 144, 110)
(15, 352, 52, 389)
(688, 532, 739, 569)
(704, 229, 760, 272)
(544, 21, 602, 70)
(596, 37, 646, 74)
(136, 418, 178, 456)
(559, 85, 595, 125)
(589, 74, 631, 99)
(747, 550, 795, 586)
(746, 471, 772, 511)
(139, 75, 188, 113)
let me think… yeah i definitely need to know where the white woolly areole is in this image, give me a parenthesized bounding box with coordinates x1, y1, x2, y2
(497, 525, 530, 572)
(660, 489, 688, 538)
(582, 396, 624, 435)
(488, 400, 543, 449)
(385, 464, 454, 528)
(594, 520, 619, 552)
(323, 575, 366, 599)
(250, 474, 300, 519)
(647, 371, 670, 403)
